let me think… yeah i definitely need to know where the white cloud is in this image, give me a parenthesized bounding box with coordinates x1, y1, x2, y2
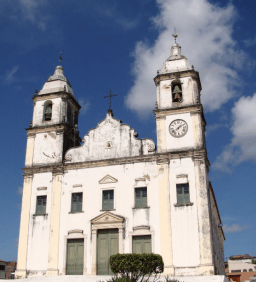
(223, 223, 248, 233)
(126, 0, 245, 119)
(78, 98, 90, 115)
(213, 94, 256, 171)
(17, 186, 23, 195)
(19, 0, 48, 30)
(4, 65, 19, 84)
(243, 36, 256, 47)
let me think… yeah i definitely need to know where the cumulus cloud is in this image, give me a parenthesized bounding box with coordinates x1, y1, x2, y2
(223, 224, 249, 233)
(3, 65, 19, 84)
(213, 94, 256, 171)
(126, 0, 245, 119)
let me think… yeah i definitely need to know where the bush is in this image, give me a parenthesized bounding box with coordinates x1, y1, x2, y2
(109, 253, 164, 282)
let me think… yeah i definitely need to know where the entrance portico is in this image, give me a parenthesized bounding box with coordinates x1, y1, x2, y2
(91, 212, 125, 275)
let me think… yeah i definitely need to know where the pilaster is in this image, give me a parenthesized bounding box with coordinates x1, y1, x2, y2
(46, 170, 63, 276)
(25, 133, 36, 166)
(193, 154, 214, 275)
(157, 159, 174, 275)
(15, 174, 33, 279)
(156, 116, 167, 152)
(91, 230, 97, 275)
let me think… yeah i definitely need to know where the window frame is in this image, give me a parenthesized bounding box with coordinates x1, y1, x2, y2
(43, 100, 53, 122)
(71, 192, 83, 213)
(101, 189, 115, 211)
(134, 187, 148, 209)
(35, 195, 47, 215)
(175, 183, 192, 206)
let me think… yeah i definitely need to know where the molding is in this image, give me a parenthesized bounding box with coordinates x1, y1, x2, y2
(37, 187, 47, 191)
(68, 229, 83, 234)
(33, 92, 81, 110)
(133, 225, 150, 231)
(176, 174, 188, 179)
(99, 174, 118, 184)
(174, 202, 194, 207)
(154, 104, 203, 118)
(23, 149, 208, 175)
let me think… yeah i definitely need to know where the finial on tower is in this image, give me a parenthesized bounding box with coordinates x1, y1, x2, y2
(59, 52, 62, 63)
(172, 28, 178, 44)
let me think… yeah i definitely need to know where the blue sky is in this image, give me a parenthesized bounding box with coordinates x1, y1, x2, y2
(0, 0, 255, 261)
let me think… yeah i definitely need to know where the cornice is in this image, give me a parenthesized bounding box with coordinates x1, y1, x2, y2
(154, 104, 203, 118)
(26, 124, 69, 135)
(32, 92, 81, 110)
(22, 148, 208, 175)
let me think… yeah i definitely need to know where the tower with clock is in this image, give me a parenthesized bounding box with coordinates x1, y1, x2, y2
(16, 36, 225, 280)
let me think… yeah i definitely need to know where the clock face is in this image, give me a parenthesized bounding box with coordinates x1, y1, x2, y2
(169, 119, 188, 137)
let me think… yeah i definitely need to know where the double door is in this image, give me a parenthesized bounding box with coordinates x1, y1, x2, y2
(66, 239, 84, 275)
(97, 229, 119, 275)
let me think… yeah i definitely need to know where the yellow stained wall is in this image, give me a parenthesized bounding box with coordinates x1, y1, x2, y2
(25, 135, 35, 166)
(46, 173, 62, 276)
(15, 175, 33, 279)
(158, 162, 174, 275)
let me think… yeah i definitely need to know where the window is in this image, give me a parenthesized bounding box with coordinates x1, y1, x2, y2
(43, 101, 52, 121)
(71, 192, 83, 212)
(132, 235, 151, 254)
(102, 190, 114, 210)
(243, 269, 247, 272)
(135, 187, 147, 208)
(0, 265, 5, 271)
(36, 195, 47, 215)
(176, 183, 190, 205)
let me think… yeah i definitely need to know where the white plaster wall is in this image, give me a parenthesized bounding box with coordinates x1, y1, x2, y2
(65, 112, 155, 163)
(164, 58, 191, 73)
(33, 132, 63, 165)
(169, 157, 200, 267)
(165, 113, 195, 151)
(33, 97, 62, 127)
(57, 161, 161, 275)
(228, 261, 256, 272)
(158, 77, 199, 110)
(26, 172, 52, 273)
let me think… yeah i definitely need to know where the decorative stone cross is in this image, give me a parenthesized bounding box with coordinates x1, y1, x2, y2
(104, 90, 117, 110)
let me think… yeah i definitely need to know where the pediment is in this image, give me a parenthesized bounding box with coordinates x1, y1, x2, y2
(99, 174, 118, 184)
(91, 212, 124, 224)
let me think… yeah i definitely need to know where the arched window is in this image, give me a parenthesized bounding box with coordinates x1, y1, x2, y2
(249, 269, 253, 272)
(243, 269, 247, 272)
(172, 81, 182, 102)
(43, 101, 52, 121)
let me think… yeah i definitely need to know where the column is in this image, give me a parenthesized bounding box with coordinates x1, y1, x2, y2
(156, 116, 167, 152)
(118, 228, 123, 254)
(25, 133, 35, 166)
(157, 160, 174, 275)
(193, 154, 214, 275)
(46, 171, 63, 276)
(91, 229, 97, 275)
(15, 174, 33, 279)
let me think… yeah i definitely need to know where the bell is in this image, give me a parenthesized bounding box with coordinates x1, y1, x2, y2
(173, 85, 181, 94)
(174, 92, 181, 100)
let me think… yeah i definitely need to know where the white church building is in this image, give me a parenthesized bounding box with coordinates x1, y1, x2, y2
(16, 39, 225, 278)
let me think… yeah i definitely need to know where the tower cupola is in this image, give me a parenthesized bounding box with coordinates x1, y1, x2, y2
(39, 65, 74, 95)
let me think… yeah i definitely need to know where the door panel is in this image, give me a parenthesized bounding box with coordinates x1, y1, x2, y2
(66, 239, 84, 275)
(97, 229, 118, 275)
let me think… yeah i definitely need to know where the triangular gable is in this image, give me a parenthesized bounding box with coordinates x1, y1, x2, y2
(91, 211, 124, 224)
(99, 174, 118, 184)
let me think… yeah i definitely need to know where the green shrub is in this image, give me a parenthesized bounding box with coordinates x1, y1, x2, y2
(109, 253, 164, 282)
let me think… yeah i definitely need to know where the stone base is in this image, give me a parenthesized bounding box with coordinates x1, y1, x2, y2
(15, 269, 26, 279)
(46, 269, 59, 276)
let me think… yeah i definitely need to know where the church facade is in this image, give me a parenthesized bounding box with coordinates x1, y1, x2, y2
(16, 40, 225, 278)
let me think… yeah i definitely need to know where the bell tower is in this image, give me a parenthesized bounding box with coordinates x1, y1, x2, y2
(25, 65, 81, 167)
(154, 35, 206, 153)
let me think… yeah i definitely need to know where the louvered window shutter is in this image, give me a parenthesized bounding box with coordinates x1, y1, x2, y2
(184, 184, 190, 204)
(36, 196, 47, 214)
(71, 193, 83, 212)
(176, 185, 184, 204)
(102, 190, 114, 210)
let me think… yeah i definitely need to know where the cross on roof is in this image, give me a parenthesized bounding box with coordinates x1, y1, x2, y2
(104, 90, 117, 110)
(59, 52, 62, 63)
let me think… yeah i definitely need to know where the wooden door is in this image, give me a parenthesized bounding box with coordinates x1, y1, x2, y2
(97, 229, 118, 275)
(132, 235, 151, 254)
(66, 239, 84, 275)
